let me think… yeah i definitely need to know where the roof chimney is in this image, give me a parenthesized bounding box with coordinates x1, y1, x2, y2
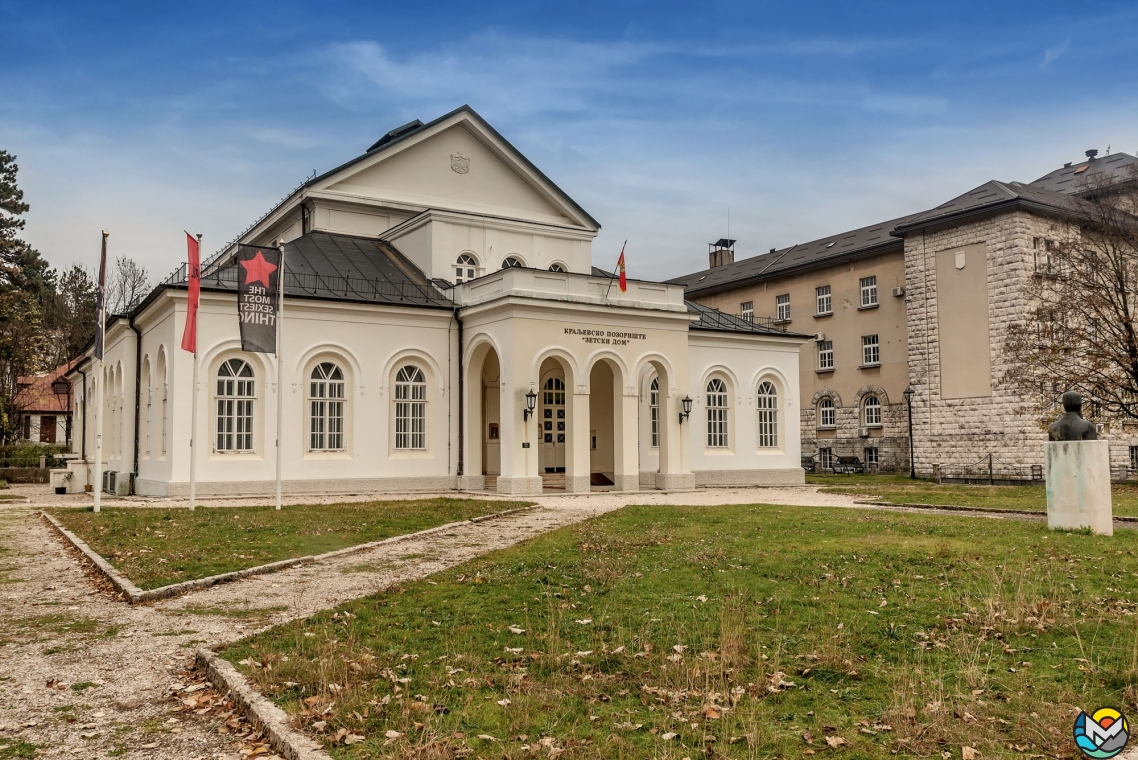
(1086, 149, 1099, 161)
(709, 238, 736, 269)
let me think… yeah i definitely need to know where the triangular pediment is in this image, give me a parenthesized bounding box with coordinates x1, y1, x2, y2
(314, 108, 598, 231)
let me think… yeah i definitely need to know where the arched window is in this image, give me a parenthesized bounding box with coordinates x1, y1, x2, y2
(309, 362, 345, 451)
(818, 397, 835, 428)
(455, 253, 477, 284)
(757, 381, 778, 448)
(548, 262, 566, 273)
(706, 378, 728, 448)
(863, 394, 882, 426)
(501, 256, 524, 269)
(216, 358, 255, 452)
(142, 357, 151, 459)
(394, 365, 427, 450)
(157, 351, 167, 457)
(650, 377, 660, 448)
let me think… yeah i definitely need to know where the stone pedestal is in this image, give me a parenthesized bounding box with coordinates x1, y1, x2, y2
(1045, 440, 1113, 536)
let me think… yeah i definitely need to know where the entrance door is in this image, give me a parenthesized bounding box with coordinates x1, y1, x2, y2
(540, 376, 566, 472)
(40, 416, 57, 443)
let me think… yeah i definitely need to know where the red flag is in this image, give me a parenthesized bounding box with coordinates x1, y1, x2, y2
(181, 232, 200, 353)
(616, 243, 627, 293)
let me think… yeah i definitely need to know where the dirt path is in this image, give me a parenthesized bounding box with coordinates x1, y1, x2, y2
(0, 495, 628, 758)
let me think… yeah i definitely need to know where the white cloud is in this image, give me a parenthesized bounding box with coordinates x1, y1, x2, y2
(1041, 39, 1070, 70)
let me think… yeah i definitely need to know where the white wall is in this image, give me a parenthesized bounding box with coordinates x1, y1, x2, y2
(686, 332, 806, 485)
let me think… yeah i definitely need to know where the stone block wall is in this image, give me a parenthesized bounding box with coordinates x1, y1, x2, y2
(904, 210, 1074, 476)
(801, 400, 910, 472)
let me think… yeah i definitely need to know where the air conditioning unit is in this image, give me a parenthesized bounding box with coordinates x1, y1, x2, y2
(891, 286, 906, 298)
(102, 470, 131, 496)
(858, 427, 870, 438)
(814, 332, 825, 341)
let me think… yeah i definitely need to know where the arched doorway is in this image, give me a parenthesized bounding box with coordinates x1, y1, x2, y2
(463, 340, 503, 491)
(539, 373, 566, 472)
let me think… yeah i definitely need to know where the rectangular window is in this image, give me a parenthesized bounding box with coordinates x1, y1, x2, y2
(860, 276, 878, 307)
(740, 301, 754, 322)
(1131, 445, 1138, 472)
(819, 447, 834, 471)
(395, 387, 427, 449)
(818, 340, 834, 370)
(775, 294, 790, 321)
(816, 285, 831, 315)
(862, 334, 880, 366)
(865, 447, 879, 466)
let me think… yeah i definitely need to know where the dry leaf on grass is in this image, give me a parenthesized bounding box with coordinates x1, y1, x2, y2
(825, 736, 846, 748)
(962, 747, 979, 760)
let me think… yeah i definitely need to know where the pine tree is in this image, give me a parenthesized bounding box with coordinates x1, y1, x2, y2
(0, 151, 53, 441)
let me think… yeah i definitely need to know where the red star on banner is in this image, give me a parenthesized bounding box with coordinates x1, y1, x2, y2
(241, 250, 278, 288)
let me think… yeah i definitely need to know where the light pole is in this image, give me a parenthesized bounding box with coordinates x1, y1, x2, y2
(903, 386, 915, 479)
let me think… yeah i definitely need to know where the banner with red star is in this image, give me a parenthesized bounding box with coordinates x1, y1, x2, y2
(236, 244, 282, 353)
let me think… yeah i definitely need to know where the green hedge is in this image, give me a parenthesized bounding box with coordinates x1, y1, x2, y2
(0, 443, 70, 467)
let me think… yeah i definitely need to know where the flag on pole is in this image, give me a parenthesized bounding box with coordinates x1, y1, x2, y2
(616, 243, 627, 293)
(236, 244, 281, 353)
(181, 232, 201, 353)
(94, 232, 108, 360)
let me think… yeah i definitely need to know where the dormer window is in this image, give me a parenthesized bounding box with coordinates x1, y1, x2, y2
(455, 253, 478, 284)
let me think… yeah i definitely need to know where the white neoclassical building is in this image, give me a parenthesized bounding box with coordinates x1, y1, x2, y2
(66, 106, 808, 496)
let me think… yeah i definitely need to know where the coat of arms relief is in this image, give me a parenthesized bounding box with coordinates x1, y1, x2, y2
(450, 152, 470, 174)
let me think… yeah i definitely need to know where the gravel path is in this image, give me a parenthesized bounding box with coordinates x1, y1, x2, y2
(6, 483, 1128, 758)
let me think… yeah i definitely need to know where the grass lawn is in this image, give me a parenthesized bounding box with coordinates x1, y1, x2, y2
(811, 475, 1138, 517)
(50, 498, 528, 590)
(221, 503, 1138, 759)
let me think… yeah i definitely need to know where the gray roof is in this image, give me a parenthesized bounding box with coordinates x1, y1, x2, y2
(686, 301, 809, 338)
(668, 213, 919, 296)
(670, 153, 1138, 296)
(164, 232, 453, 309)
(892, 180, 1097, 235)
(1028, 152, 1138, 195)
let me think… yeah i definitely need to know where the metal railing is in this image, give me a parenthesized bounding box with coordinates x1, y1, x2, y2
(164, 264, 453, 307)
(935, 454, 1044, 484)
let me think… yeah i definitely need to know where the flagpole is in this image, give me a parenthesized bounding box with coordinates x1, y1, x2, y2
(93, 230, 108, 513)
(604, 240, 626, 300)
(188, 233, 202, 511)
(274, 240, 285, 510)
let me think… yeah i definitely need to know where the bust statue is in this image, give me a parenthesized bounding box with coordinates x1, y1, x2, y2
(1048, 391, 1098, 441)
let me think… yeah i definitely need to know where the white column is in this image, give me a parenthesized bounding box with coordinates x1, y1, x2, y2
(565, 384, 591, 493)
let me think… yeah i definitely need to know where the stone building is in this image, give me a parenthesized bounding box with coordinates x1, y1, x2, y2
(671, 150, 1138, 477)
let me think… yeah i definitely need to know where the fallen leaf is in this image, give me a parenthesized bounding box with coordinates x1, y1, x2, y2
(575, 619, 592, 625)
(508, 626, 525, 634)
(825, 736, 846, 748)
(385, 730, 401, 739)
(662, 732, 677, 740)
(962, 748, 979, 760)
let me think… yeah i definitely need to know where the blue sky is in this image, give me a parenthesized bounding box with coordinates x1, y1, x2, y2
(3, 1, 1138, 281)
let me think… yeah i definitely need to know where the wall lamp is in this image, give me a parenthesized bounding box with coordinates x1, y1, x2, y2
(679, 395, 693, 424)
(523, 389, 538, 421)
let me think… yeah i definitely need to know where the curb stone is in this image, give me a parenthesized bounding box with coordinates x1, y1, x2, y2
(196, 648, 331, 760)
(42, 504, 539, 603)
(852, 499, 1138, 523)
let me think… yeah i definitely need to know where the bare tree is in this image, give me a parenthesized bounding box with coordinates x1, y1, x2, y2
(106, 256, 151, 315)
(1003, 170, 1138, 425)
